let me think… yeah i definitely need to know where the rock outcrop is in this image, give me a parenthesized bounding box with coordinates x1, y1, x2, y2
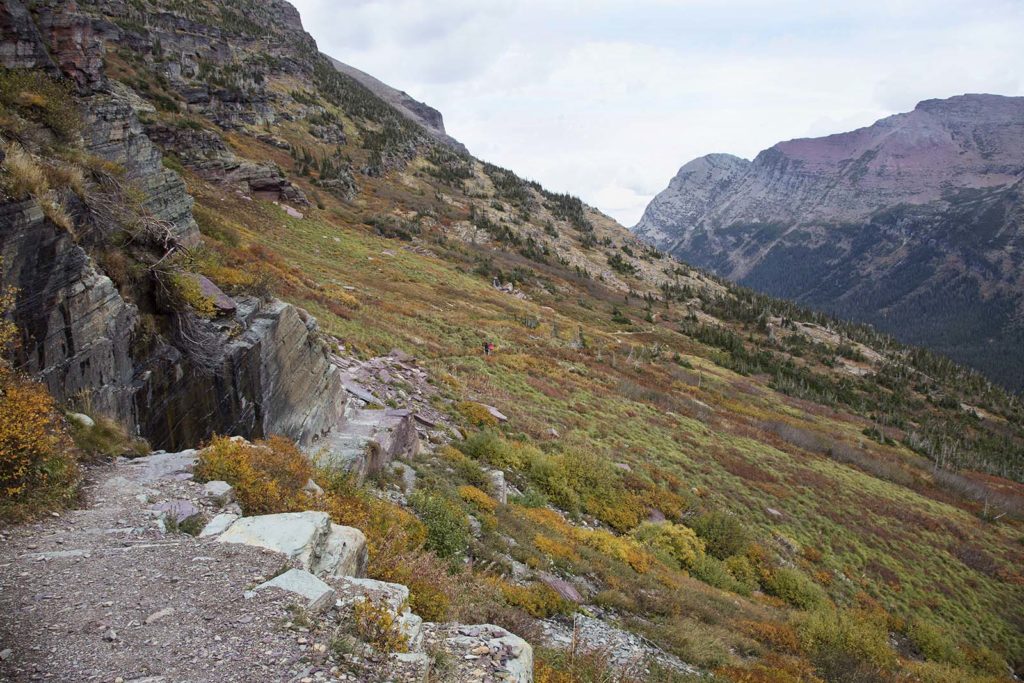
(0, 200, 140, 423)
(0, 0, 350, 449)
(635, 95, 1024, 390)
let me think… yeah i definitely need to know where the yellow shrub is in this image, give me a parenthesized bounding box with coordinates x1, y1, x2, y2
(631, 520, 706, 570)
(534, 533, 580, 562)
(200, 263, 257, 292)
(491, 578, 572, 618)
(519, 505, 574, 536)
(458, 484, 498, 512)
(353, 597, 408, 653)
(797, 606, 896, 679)
(0, 372, 79, 521)
(194, 435, 313, 514)
(576, 528, 653, 574)
(457, 401, 498, 427)
(323, 284, 359, 309)
(167, 272, 217, 318)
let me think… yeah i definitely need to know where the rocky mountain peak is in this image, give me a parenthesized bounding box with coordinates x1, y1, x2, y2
(634, 94, 1024, 389)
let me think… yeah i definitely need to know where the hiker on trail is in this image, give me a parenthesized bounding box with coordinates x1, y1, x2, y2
(483, 341, 495, 356)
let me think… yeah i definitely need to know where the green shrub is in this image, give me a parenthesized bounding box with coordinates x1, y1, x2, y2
(458, 431, 537, 471)
(763, 567, 827, 610)
(409, 490, 469, 560)
(797, 607, 896, 682)
(690, 510, 751, 559)
(906, 618, 964, 666)
(690, 554, 743, 593)
(68, 414, 148, 460)
(724, 554, 760, 596)
(438, 445, 489, 487)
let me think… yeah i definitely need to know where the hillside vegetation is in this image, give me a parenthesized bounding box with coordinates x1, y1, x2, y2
(1, 1, 1023, 681)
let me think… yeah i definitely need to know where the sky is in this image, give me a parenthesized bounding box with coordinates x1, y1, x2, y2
(289, 0, 1024, 226)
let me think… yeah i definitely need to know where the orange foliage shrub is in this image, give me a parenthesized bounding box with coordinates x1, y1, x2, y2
(740, 620, 803, 655)
(718, 653, 824, 683)
(0, 372, 79, 520)
(1, 280, 79, 521)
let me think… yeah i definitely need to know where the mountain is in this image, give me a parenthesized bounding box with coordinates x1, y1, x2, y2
(1, 2, 1023, 681)
(634, 95, 1024, 391)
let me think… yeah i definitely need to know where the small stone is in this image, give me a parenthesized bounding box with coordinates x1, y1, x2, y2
(145, 607, 175, 625)
(103, 628, 117, 642)
(0, 648, 12, 660)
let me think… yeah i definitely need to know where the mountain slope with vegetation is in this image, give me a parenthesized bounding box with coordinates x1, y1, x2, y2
(634, 96, 1024, 392)
(1, 1, 1023, 681)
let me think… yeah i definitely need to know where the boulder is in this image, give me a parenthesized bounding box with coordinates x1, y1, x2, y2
(203, 480, 234, 505)
(184, 274, 236, 316)
(125, 450, 198, 484)
(483, 404, 508, 422)
(254, 568, 335, 614)
(152, 500, 200, 526)
(488, 470, 507, 505)
(67, 412, 95, 429)
(217, 511, 366, 578)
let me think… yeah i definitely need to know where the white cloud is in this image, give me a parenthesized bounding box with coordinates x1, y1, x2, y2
(289, 0, 1024, 225)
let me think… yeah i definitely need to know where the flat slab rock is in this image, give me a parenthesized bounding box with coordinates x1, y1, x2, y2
(255, 568, 335, 614)
(216, 511, 367, 579)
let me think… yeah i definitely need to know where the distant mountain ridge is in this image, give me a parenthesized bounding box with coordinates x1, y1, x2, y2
(634, 94, 1024, 390)
(328, 56, 467, 154)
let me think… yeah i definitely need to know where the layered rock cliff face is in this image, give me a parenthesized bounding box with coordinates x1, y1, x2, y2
(0, 0, 346, 449)
(635, 95, 1024, 390)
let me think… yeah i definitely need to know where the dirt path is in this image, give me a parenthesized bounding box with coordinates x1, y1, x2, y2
(0, 453, 343, 683)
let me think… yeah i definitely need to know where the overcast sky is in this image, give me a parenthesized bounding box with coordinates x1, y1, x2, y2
(289, 0, 1024, 226)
